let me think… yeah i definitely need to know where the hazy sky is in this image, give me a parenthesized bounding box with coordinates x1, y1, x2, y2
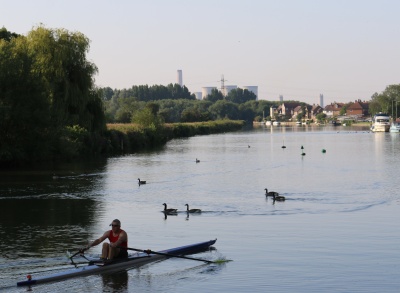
(2, 0, 400, 104)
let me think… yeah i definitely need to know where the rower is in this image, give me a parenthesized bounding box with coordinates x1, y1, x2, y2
(85, 219, 128, 260)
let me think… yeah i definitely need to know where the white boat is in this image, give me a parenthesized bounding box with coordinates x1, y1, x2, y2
(371, 113, 390, 132)
(265, 121, 272, 126)
(389, 122, 400, 133)
(272, 121, 280, 126)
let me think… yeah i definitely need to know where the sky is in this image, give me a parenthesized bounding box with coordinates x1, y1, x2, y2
(2, 0, 400, 105)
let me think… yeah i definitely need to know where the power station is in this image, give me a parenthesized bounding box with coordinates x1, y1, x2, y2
(175, 70, 323, 105)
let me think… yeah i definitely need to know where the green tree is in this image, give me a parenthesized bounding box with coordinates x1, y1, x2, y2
(369, 84, 400, 116)
(132, 103, 163, 129)
(204, 89, 224, 103)
(315, 113, 327, 123)
(0, 27, 20, 41)
(0, 34, 51, 163)
(1, 26, 106, 165)
(340, 104, 349, 116)
(27, 26, 104, 132)
(226, 88, 257, 104)
(209, 100, 239, 120)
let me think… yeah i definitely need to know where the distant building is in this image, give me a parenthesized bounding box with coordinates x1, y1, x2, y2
(271, 102, 302, 120)
(346, 100, 369, 117)
(242, 86, 258, 100)
(177, 70, 183, 86)
(201, 87, 217, 100)
(323, 102, 344, 117)
(320, 94, 324, 108)
(194, 92, 202, 100)
(310, 104, 323, 119)
(281, 102, 302, 118)
(223, 85, 237, 96)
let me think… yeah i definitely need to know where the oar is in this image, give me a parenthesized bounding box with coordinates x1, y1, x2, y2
(68, 248, 89, 266)
(69, 247, 87, 259)
(119, 246, 229, 264)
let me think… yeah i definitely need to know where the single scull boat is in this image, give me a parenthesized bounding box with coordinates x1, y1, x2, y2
(17, 239, 217, 287)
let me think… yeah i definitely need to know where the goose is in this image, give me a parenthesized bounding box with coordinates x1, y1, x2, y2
(138, 178, 146, 185)
(196, 158, 200, 163)
(264, 188, 279, 197)
(185, 204, 201, 213)
(272, 193, 286, 201)
(163, 203, 178, 214)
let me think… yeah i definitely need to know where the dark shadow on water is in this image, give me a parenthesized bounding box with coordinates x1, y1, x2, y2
(101, 271, 129, 292)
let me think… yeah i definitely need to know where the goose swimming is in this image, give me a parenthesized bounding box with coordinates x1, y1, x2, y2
(264, 188, 279, 197)
(272, 193, 285, 201)
(185, 204, 201, 213)
(163, 203, 178, 214)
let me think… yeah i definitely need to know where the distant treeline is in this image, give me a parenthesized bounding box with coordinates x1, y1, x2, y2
(101, 85, 282, 124)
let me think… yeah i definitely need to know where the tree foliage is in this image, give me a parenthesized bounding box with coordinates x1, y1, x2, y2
(0, 26, 105, 166)
(369, 84, 400, 116)
(204, 88, 224, 103)
(226, 88, 257, 104)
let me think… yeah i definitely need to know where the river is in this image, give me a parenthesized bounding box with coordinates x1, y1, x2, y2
(0, 124, 399, 292)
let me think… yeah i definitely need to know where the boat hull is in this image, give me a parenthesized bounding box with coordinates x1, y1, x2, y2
(17, 239, 217, 287)
(371, 124, 390, 132)
(389, 123, 400, 133)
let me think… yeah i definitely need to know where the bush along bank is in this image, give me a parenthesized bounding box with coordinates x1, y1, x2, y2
(106, 120, 246, 154)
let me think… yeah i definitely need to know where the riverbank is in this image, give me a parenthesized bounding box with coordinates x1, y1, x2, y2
(106, 120, 246, 154)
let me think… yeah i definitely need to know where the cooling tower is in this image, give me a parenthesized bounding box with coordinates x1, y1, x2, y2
(201, 87, 217, 100)
(243, 86, 258, 100)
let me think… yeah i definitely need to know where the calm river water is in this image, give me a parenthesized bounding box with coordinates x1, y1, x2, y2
(0, 125, 399, 292)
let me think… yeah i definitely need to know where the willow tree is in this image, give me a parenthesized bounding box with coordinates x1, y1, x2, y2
(27, 26, 105, 132)
(0, 29, 51, 163)
(0, 26, 106, 166)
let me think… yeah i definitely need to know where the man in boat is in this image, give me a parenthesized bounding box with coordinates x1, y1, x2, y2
(86, 219, 128, 260)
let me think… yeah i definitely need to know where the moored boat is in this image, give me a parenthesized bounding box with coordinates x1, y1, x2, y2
(371, 113, 390, 132)
(389, 121, 400, 133)
(17, 239, 217, 287)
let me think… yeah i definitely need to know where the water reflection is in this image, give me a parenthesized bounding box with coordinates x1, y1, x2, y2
(101, 271, 129, 292)
(162, 212, 178, 220)
(0, 160, 108, 258)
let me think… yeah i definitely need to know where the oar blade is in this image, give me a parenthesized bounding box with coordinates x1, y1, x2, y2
(212, 258, 233, 264)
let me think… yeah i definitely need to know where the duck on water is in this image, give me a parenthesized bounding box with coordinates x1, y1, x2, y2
(265, 188, 279, 197)
(265, 188, 285, 201)
(163, 203, 178, 214)
(185, 204, 202, 213)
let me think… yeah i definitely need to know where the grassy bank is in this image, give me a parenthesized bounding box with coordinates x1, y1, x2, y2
(106, 120, 246, 154)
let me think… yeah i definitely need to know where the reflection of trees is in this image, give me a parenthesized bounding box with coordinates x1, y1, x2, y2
(0, 162, 107, 257)
(0, 197, 103, 257)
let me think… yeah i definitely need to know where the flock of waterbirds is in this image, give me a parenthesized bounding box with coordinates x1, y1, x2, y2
(264, 188, 285, 202)
(162, 203, 202, 215)
(136, 153, 287, 213)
